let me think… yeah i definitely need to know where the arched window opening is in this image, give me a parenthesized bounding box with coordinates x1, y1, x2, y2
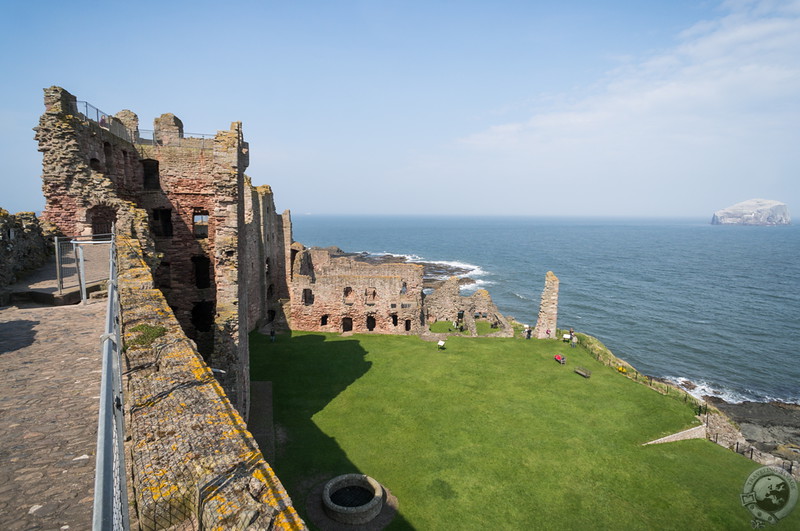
(366, 316, 376, 331)
(405, 319, 412, 331)
(321, 315, 329, 326)
(87, 205, 116, 238)
(391, 314, 398, 327)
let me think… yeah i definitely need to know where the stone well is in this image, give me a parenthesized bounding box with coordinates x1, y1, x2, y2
(322, 474, 385, 525)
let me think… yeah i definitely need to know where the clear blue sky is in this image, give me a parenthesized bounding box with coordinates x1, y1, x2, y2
(2, 0, 798, 217)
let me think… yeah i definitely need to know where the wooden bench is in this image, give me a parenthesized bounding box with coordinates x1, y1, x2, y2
(574, 367, 592, 378)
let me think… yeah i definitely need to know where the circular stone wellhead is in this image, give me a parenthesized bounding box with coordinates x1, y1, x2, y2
(322, 474, 385, 525)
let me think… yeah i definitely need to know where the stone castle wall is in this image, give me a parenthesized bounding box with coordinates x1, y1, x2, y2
(533, 271, 559, 338)
(289, 247, 425, 334)
(35, 87, 136, 237)
(423, 276, 512, 336)
(35, 86, 250, 414)
(243, 183, 293, 332)
(0, 210, 52, 291)
(115, 216, 304, 529)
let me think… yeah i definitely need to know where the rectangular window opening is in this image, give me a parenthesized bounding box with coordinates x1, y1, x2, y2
(193, 209, 209, 239)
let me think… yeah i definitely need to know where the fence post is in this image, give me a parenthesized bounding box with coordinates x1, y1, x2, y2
(55, 236, 63, 295)
(77, 245, 87, 304)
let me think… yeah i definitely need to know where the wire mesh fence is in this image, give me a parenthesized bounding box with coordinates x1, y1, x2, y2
(75, 100, 133, 142)
(54, 234, 113, 295)
(136, 129, 215, 150)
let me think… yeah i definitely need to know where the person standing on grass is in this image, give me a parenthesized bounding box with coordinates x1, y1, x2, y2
(571, 334, 577, 348)
(270, 328, 276, 342)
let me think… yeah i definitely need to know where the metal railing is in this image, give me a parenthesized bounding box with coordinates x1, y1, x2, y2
(92, 232, 131, 530)
(75, 101, 132, 142)
(136, 129, 215, 150)
(55, 234, 113, 298)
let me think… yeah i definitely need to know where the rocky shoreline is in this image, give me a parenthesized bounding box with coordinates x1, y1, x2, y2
(333, 248, 477, 289)
(705, 398, 800, 458)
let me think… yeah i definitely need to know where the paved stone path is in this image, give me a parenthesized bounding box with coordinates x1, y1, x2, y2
(0, 299, 106, 531)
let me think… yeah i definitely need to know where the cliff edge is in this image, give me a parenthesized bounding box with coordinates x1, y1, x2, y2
(711, 198, 790, 225)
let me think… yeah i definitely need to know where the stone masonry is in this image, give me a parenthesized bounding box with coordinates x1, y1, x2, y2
(289, 246, 425, 334)
(423, 275, 512, 335)
(116, 227, 304, 529)
(35, 86, 252, 416)
(0, 210, 52, 292)
(533, 271, 559, 338)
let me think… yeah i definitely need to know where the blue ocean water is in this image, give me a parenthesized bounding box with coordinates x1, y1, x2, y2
(292, 215, 800, 404)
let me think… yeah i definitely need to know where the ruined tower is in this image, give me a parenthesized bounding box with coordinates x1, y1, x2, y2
(35, 86, 255, 415)
(533, 271, 559, 339)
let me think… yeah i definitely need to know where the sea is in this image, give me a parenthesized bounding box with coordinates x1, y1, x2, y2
(291, 215, 799, 405)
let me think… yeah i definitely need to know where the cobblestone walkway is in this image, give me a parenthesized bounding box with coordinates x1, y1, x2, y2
(0, 300, 106, 531)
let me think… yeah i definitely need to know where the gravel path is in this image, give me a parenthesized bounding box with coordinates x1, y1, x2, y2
(0, 300, 106, 530)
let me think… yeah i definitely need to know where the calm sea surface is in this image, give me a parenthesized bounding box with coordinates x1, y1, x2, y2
(292, 215, 799, 404)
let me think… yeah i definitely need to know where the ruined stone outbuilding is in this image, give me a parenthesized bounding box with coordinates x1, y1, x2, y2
(288, 246, 425, 334)
(423, 276, 512, 336)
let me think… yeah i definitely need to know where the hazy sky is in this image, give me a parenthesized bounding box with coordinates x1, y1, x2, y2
(1, 0, 798, 217)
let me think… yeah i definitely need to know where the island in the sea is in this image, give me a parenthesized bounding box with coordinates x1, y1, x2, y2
(711, 198, 791, 225)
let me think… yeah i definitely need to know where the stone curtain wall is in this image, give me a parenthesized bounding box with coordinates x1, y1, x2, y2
(0, 210, 52, 291)
(533, 271, 559, 339)
(133, 119, 246, 370)
(289, 247, 425, 334)
(243, 183, 293, 332)
(117, 227, 305, 530)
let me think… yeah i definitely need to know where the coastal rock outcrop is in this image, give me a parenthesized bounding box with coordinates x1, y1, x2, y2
(711, 199, 790, 225)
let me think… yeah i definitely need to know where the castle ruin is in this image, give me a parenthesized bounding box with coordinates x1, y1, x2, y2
(32, 86, 517, 527)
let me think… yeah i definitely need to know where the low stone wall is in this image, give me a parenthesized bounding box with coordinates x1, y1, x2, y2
(0, 209, 52, 290)
(117, 234, 304, 530)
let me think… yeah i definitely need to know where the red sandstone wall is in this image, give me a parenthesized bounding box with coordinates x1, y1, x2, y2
(289, 248, 425, 334)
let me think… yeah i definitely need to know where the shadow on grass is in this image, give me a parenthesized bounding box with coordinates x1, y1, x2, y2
(250, 331, 414, 530)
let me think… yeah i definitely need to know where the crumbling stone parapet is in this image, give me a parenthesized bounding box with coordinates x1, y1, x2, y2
(118, 233, 304, 530)
(0, 210, 53, 290)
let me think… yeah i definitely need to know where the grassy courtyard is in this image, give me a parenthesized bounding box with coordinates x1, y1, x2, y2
(250, 331, 787, 530)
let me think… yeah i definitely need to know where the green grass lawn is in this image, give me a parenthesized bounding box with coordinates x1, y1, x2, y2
(428, 320, 468, 334)
(250, 331, 794, 530)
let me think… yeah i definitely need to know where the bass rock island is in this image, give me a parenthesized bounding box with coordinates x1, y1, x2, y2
(711, 198, 791, 226)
